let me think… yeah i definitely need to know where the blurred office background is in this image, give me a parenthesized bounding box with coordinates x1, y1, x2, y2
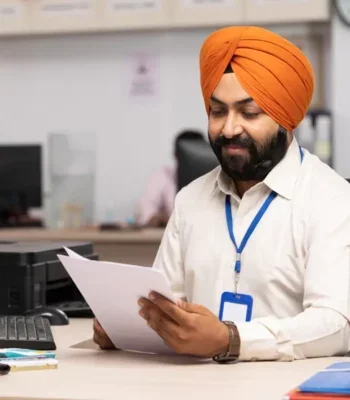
(0, 0, 347, 228)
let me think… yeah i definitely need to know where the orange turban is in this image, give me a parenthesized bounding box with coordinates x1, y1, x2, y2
(200, 26, 315, 131)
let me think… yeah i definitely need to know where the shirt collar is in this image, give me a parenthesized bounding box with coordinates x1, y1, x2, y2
(213, 168, 243, 204)
(214, 137, 302, 201)
(263, 137, 302, 200)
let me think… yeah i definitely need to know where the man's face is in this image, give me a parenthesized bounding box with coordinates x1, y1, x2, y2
(208, 73, 290, 181)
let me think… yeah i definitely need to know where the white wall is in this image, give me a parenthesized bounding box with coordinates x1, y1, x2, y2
(0, 29, 212, 222)
(0, 24, 328, 223)
(331, 12, 350, 178)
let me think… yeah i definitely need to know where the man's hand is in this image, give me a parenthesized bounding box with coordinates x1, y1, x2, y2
(92, 319, 117, 350)
(138, 292, 229, 358)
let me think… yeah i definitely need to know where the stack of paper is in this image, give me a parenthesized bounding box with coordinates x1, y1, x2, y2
(58, 248, 176, 354)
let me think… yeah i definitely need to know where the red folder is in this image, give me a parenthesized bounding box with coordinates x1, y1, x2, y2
(285, 389, 350, 400)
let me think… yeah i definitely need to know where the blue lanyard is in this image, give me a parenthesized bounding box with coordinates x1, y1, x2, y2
(225, 146, 304, 293)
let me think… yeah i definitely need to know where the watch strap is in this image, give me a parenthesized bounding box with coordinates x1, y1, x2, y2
(213, 321, 240, 363)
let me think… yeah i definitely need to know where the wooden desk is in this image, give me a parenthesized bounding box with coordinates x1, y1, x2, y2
(0, 228, 164, 266)
(1, 319, 348, 400)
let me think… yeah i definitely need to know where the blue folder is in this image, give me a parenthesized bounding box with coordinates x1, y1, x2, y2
(298, 362, 350, 395)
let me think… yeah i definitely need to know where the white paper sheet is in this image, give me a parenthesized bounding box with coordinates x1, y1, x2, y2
(63, 246, 87, 260)
(58, 251, 176, 354)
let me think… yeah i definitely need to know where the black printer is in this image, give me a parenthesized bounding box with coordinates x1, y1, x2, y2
(0, 241, 98, 316)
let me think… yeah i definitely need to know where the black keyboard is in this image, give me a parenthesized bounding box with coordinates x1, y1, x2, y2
(0, 316, 56, 350)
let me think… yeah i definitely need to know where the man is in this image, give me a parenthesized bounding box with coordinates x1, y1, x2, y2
(135, 130, 204, 227)
(94, 26, 350, 362)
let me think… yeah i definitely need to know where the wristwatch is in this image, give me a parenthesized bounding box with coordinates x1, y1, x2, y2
(213, 321, 240, 364)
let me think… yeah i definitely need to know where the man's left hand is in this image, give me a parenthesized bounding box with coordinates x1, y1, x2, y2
(138, 292, 229, 358)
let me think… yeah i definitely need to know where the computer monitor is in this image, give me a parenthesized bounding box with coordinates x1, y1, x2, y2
(176, 139, 219, 192)
(0, 145, 42, 223)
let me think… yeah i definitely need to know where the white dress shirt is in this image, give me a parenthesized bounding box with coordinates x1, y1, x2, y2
(153, 138, 350, 361)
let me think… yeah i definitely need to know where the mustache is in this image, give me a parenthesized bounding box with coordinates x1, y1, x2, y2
(212, 135, 253, 148)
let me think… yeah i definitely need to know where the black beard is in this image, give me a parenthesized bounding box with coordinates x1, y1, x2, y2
(209, 127, 288, 181)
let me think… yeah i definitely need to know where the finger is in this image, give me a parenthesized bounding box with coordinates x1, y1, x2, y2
(93, 319, 102, 334)
(146, 312, 171, 337)
(144, 303, 180, 337)
(93, 327, 116, 349)
(93, 319, 116, 348)
(138, 298, 184, 350)
(148, 317, 187, 354)
(93, 331, 108, 347)
(158, 315, 181, 338)
(140, 301, 169, 325)
(142, 300, 175, 332)
(137, 303, 186, 353)
(176, 299, 212, 316)
(95, 338, 114, 350)
(138, 298, 172, 323)
(138, 298, 157, 319)
(93, 332, 104, 346)
(93, 319, 107, 337)
(93, 318, 100, 330)
(138, 298, 156, 311)
(176, 298, 185, 307)
(148, 292, 190, 325)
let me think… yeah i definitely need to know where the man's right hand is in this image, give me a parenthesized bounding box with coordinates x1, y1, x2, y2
(93, 319, 117, 350)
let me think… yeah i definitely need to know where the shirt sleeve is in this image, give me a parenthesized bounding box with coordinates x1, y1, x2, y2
(235, 194, 350, 361)
(135, 168, 168, 226)
(152, 196, 187, 300)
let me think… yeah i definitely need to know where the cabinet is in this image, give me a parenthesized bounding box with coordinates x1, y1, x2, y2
(172, 0, 244, 27)
(245, 0, 330, 24)
(0, 0, 331, 36)
(0, 0, 30, 35)
(102, 0, 171, 30)
(28, 0, 100, 34)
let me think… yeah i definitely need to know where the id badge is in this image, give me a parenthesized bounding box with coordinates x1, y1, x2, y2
(219, 292, 253, 322)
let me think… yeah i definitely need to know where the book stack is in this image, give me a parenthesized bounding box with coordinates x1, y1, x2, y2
(0, 348, 58, 372)
(284, 362, 350, 400)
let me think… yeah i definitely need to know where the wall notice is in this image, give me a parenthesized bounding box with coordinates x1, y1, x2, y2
(39, 0, 94, 16)
(108, 0, 161, 13)
(180, 0, 236, 7)
(127, 54, 159, 98)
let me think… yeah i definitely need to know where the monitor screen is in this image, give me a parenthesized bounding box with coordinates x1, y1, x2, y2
(176, 139, 219, 192)
(0, 145, 42, 209)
